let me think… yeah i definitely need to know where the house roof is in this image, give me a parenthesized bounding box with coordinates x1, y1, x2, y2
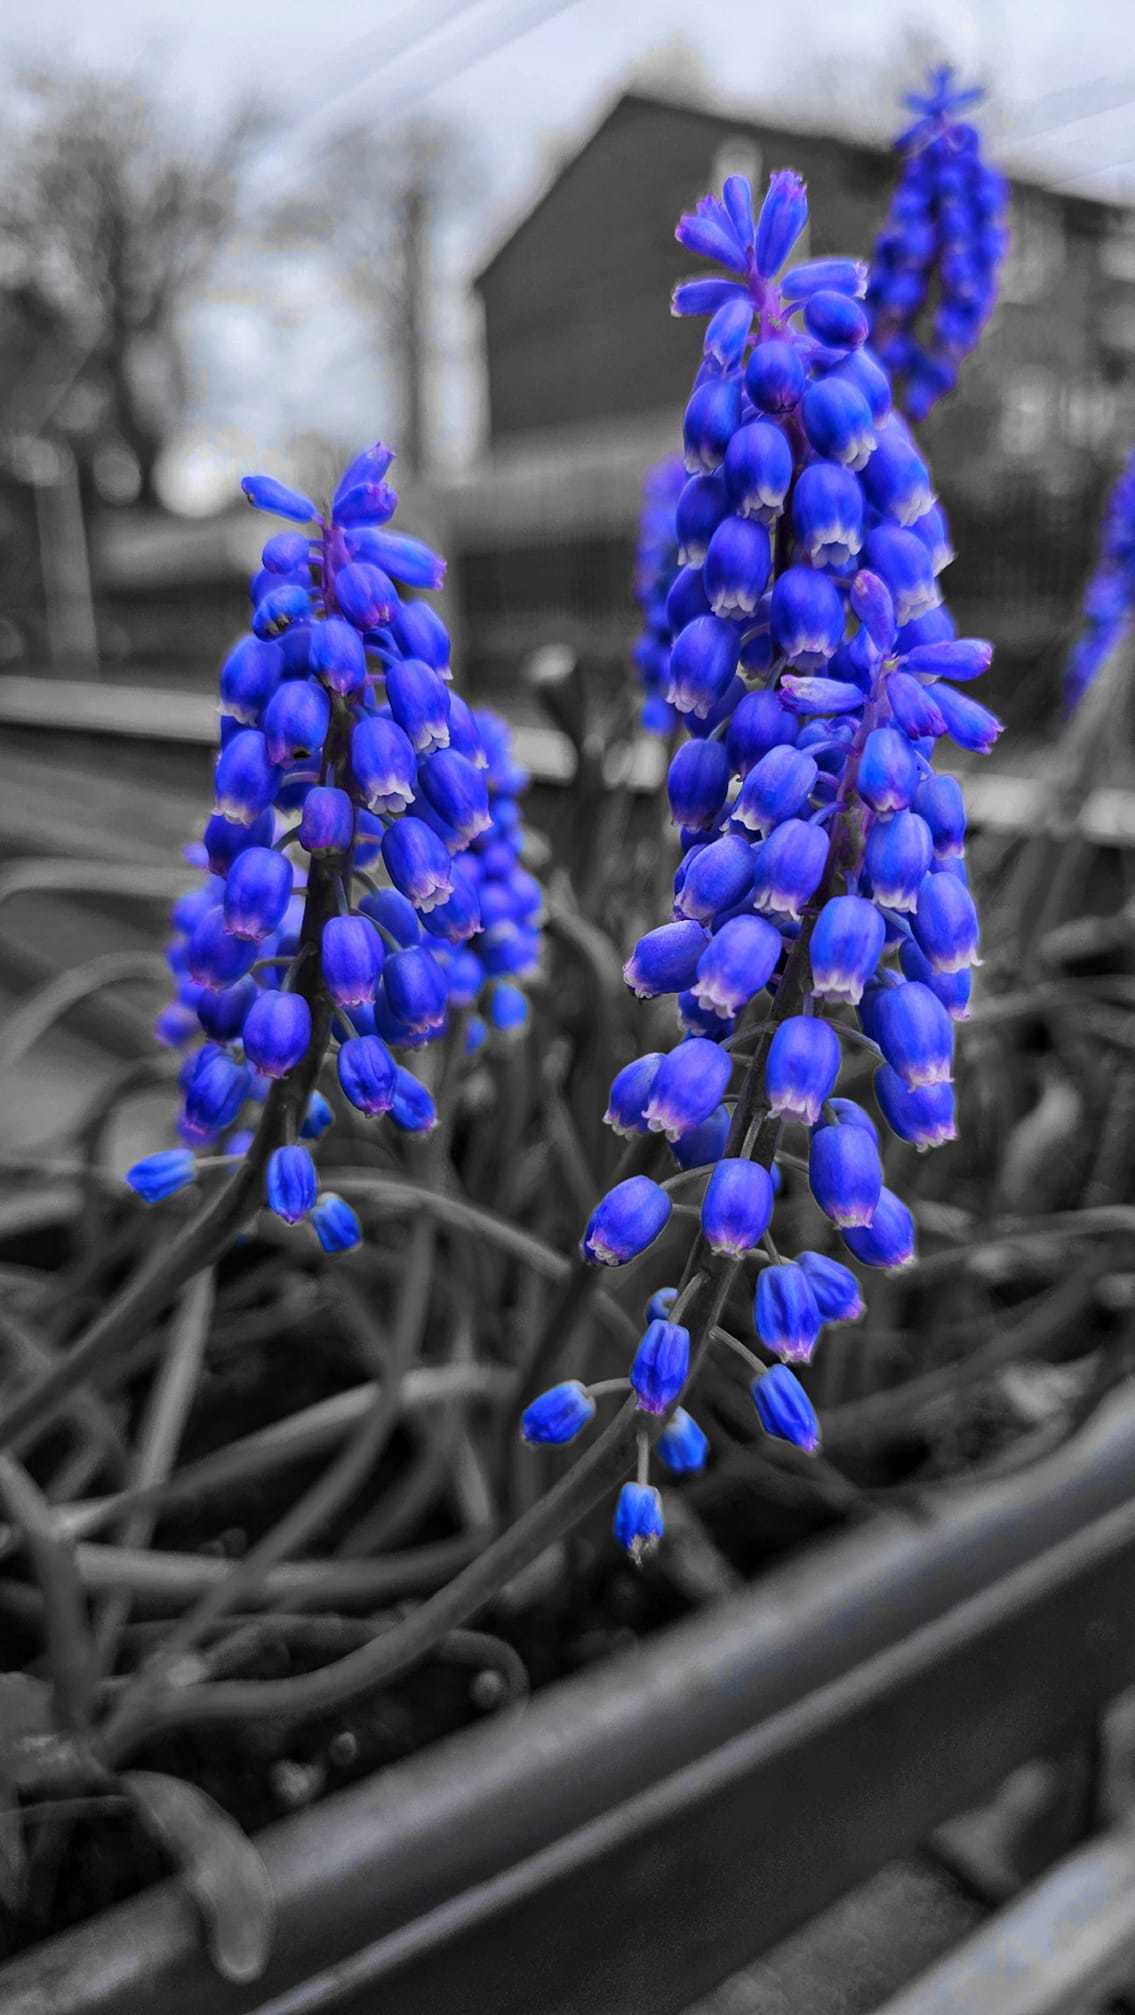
(473, 83, 1126, 294)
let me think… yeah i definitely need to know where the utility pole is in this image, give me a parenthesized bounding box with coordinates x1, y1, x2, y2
(397, 173, 428, 475)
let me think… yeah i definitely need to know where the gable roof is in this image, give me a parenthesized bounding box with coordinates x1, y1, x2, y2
(473, 82, 1126, 294)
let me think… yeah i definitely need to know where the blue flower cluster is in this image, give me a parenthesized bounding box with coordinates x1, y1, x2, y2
(523, 168, 1000, 1560)
(130, 444, 540, 1242)
(631, 456, 685, 734)
(867, 68, 1008, 420)
(1064, 448, 1135, 710)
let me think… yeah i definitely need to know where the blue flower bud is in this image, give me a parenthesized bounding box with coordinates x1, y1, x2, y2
(386, 658, 451, 756)
(296, 785, 352, 857)
(359, 887, 423, 949)
(912, 773, 966, 859)
(726, 690, 799, 772)
(766, 1015, 842, 1125)
(196, 976, 258, 1042)
(334, 560, 396, 631)
(266, 1143, 317, 1224)
(809, 895, 885, 1004)
(204, 806, 276, 874)
(605, 1052, 664, 1135)
(521, 1379, 597, 1446)
(241, 474, 316, 523)
(751, 818, 829, 922)
(911, 870, 980, 973)
(857, 726, 921, 814)
(322, 915, 384, 1008)
(859, 426, 935, 525)
(842, 1186, 916, 1271)
(850, 569, 896, 655)
(631, 1319, 691, 1414)
(667, 561, 712, 632)
(389, 599, 451, 677)
(874, 1064, 957, 1150)
(345, 527, 445, 590)
(308, 616, 367, 697)
(782, 257, 867, 301)
(875, 979, 954, 1088)
(930, 683, 1003, 754)
(382, 946, 448, 1034)
(667, 614, 739, 718)
(187, 906, 259, 991)
(864, 808, 933, 912)
(755, 169, 808, 276)
(792, 462, 865, 569)
(613, 1481, 665, 1564)
(897, 605, 956, 655)
(692, 914, 781, 1018)
(424, 877, 482, 943)
(417, 749, 491, 845)
(779, 675, 866, 716)
(262, 531, 311, 574)
(127, 1149, 197, 1204)
(579, 1167, 673, 1269)
(465, 1015, 488, 1055)
(223, 846, 294, 942)
(886, 671, 946, 741)
(733, 746, 818, 835)
(657, 1408, 709, 1474)
(862, 526, 940, 626)
(242, 989, 312, 1078)
(910, 503, 954, 575)
(756, 1261, 822, 1363)
(667, 739, 731, 831)
(350, 715, 417, 816)
(804, 289, 869, 348)
(723, 420, 794, 524)
(702, 1157, 774, 1255)
(646, 1288, 679, 1325)
(770, 566, 845, 669)
(390, 1066, 438, 1132)
(311, 1193, 363, 1254)
(381, 817, 453, 912)
(252, 582, 312, 640)
(673, 834, 754, 925)
(155, 1003, 199, 1048)
(642, 1037, 732, 1141)
(332, 443, 396, 523)
(675, 473, 729, 563)
(220, 636, 283, 723)
(796, 1250, 865, 1323)
(809, 1121, 883, 1228)
(801, 378, 876, 470)
(300, 1090, 334, 1139)
(745, 338, 805, 414)
(752, 1365, 820, 1452)
(338, 1033, 396, 1114)
(705, 294, 754, 368)
(182, 1044, 252, 1142)
(683, 376, 741, 474)
(827, 345, 892, 423)
(704, 515, 772, 620)
(214, 729, 280, 826)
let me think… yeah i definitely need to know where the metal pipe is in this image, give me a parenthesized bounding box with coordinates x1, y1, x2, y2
(8, 1386, 1135, 2013)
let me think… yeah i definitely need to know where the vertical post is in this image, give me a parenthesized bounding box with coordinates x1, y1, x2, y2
(32, 443, 99, 676)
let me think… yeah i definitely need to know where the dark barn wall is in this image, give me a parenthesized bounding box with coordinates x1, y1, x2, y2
(477, 95, 894, 445)
(468, 93, 1135, 733)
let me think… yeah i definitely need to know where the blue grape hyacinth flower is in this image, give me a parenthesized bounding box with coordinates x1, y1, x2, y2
(138, 440, 544, 1248)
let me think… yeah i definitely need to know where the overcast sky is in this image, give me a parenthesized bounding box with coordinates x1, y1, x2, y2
(5, 0, 1133, 493)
